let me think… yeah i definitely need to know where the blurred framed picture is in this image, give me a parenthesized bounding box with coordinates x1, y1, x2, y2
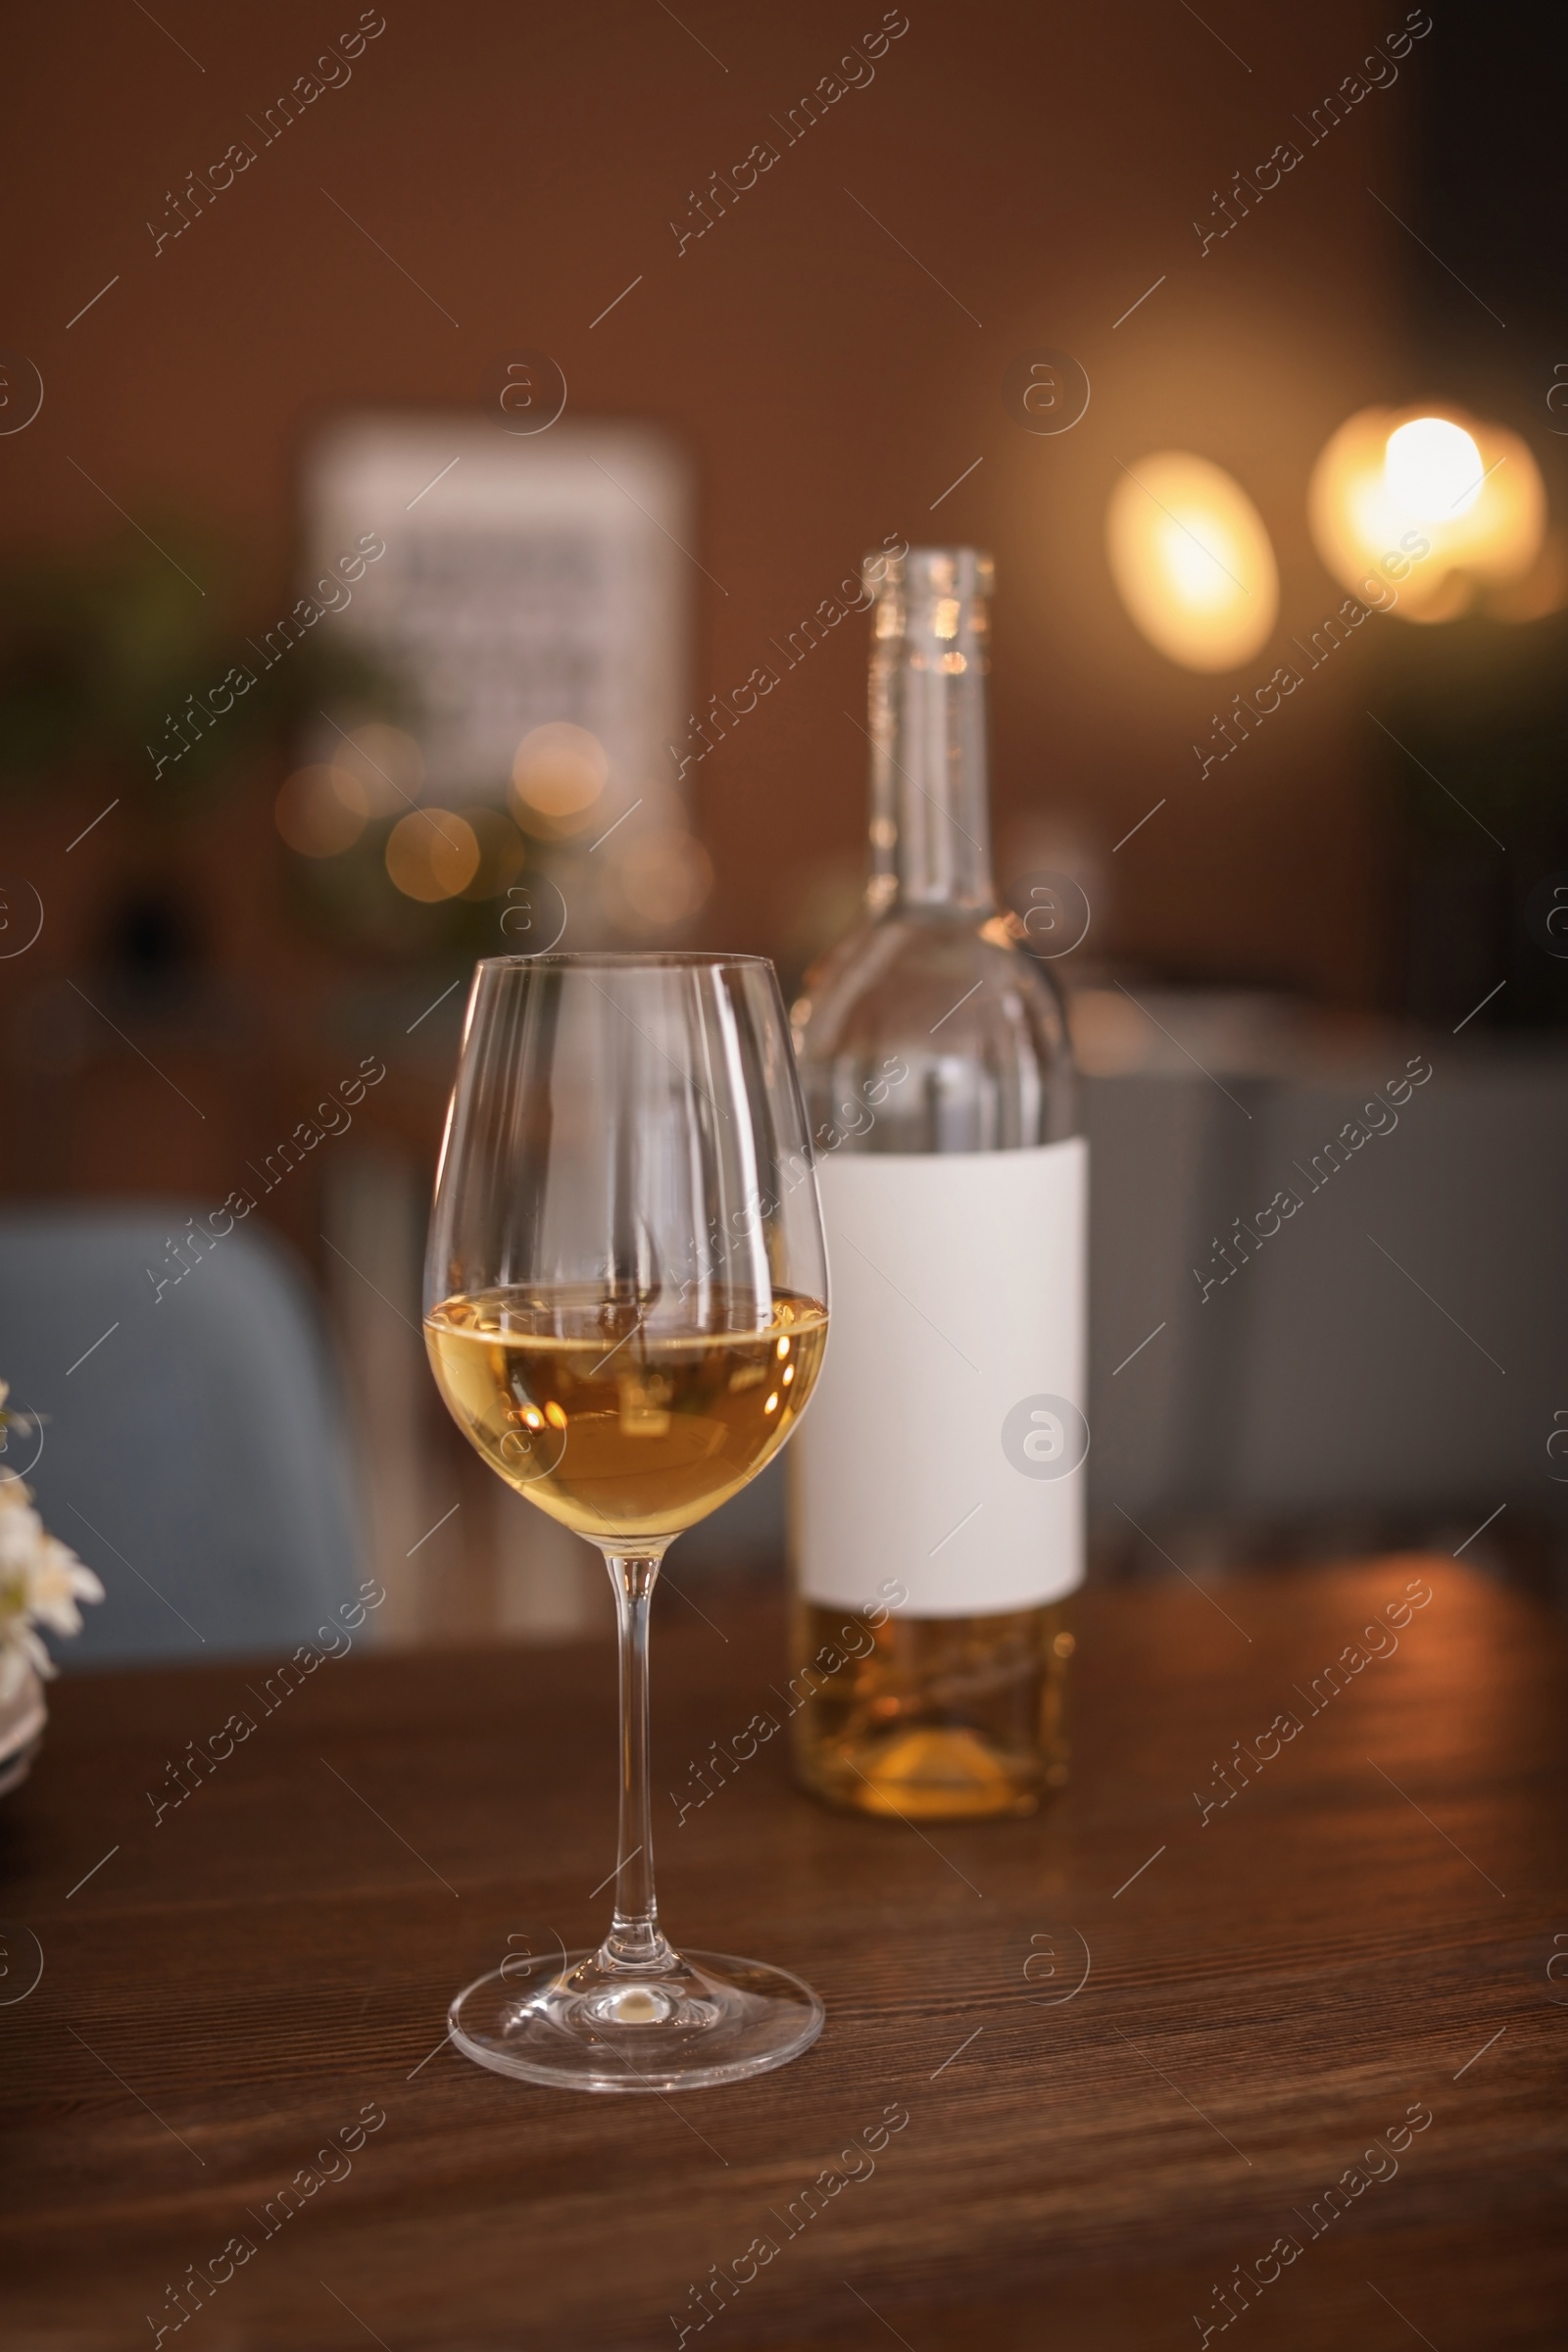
(299, 412, 700, 939)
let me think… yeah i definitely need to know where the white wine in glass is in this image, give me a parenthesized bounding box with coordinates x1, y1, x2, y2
(424, 953, 830, 2091)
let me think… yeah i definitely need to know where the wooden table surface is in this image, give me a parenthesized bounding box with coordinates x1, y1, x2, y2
(2, 1558, 1565, 2351)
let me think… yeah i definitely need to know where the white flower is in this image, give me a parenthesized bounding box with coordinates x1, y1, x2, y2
(0, 1485, 45, 1567)
(0, 1623, 51, 1706)
(0, 1396, 103, 1690)
(24, 1530, 104, 1637)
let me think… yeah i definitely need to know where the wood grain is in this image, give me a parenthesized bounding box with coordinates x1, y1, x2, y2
(1, 1558, 1565, 2350)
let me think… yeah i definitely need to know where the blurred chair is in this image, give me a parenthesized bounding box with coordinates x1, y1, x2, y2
(0, 1208, 365, 1664)
(1081, 1036, 1568, 1543)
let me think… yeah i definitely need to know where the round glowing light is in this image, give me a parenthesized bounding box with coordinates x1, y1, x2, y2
(1385, 417, 1485, 520)
(384, 808, 480, 902)
(1105, 453, 1279, 671)
(331, 722, 423, 816)
(614, 831, 714, 927)
(1308, 404, 1546, 622)
(457, 807, 527, 901)
(274, 764, 368, 857)
(511, 722, 608, 821)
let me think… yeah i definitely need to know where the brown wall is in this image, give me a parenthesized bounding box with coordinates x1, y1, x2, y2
(3, 0, 1417, 1011)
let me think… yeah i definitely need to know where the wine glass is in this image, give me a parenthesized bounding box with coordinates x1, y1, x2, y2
(424, 953, 830, 2091)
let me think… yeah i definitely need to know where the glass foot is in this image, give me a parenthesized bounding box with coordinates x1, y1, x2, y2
(448, 1946, 824, 2092)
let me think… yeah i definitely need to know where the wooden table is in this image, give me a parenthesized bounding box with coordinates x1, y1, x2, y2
(2, 1561, 1565, 2350)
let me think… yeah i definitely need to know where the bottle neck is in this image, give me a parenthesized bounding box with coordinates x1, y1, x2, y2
(867, 559, 996, 915)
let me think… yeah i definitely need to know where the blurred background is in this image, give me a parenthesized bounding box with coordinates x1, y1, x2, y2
(2, 0, 1565, 1662)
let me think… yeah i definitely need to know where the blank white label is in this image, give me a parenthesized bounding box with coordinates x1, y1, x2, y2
(790, 1139, 1088, 1616)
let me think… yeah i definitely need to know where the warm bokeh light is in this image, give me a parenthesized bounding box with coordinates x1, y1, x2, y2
(614, 831, 713, 926)
(1384, 417, 1485, 519)
(458, 807, 528, 901)
(331, 722, 423, 815)
(511, 721, 608, 824)
(274, 764, 368, 857)
(1105, 453, 1279, 671)
(384, 808, 480, 901)
(1308, 404, 1548, 622)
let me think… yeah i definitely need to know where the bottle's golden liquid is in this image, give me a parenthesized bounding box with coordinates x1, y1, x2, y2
(788, 1598, 1073, 1819)
(425, 1288, 828, 1544)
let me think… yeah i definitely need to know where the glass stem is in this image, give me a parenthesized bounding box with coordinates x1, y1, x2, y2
(599, 1549, 678, 1973)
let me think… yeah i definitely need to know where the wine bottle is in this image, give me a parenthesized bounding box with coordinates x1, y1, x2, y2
(787, 546, 1086, 1819)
